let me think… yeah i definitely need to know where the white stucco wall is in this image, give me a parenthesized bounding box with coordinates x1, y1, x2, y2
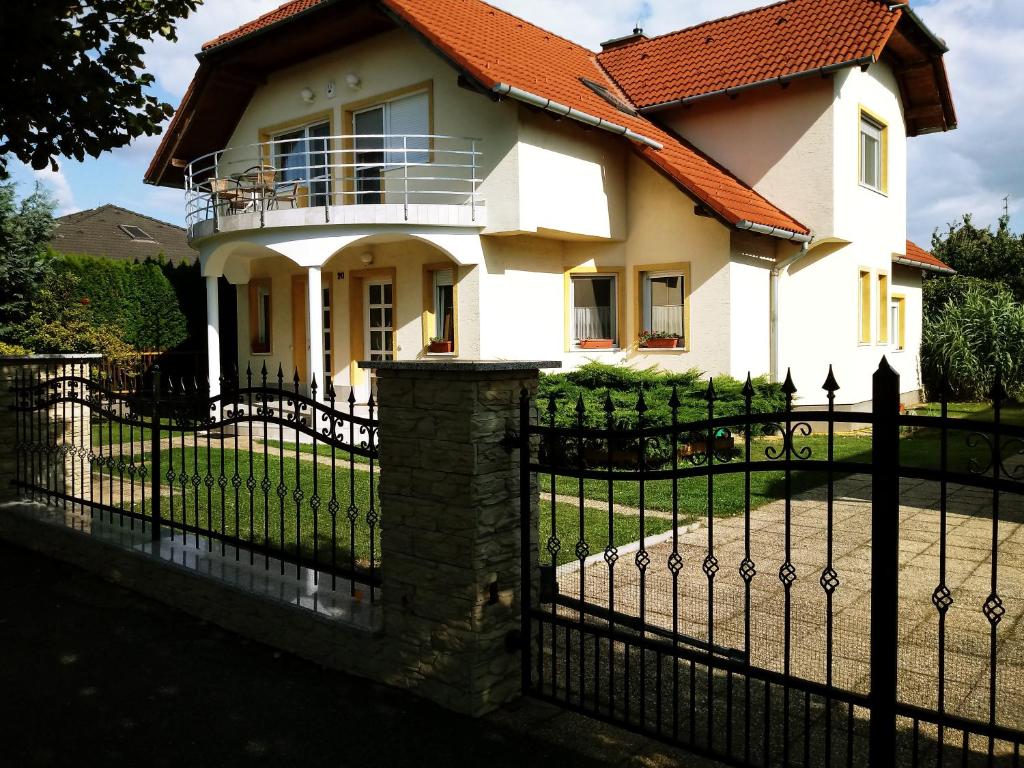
(659, 77, 836, 238)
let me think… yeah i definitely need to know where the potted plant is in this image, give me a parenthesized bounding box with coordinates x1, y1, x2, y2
(639, 330, 680, 349)
(578, 338, 614, 350)
(428, 336, 453, 353)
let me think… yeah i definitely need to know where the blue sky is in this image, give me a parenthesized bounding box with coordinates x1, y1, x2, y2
(9, 0, 1022, 248)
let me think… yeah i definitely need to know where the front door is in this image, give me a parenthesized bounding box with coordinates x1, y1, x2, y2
(364, 279, 393, 398)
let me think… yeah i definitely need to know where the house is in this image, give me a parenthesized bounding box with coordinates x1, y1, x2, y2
(145, 0, 956, 406)
(49, 204, 193, 265)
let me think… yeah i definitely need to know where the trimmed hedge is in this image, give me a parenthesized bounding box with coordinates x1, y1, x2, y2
(537, 363, 786, 466)
(56, 253, 187, 351)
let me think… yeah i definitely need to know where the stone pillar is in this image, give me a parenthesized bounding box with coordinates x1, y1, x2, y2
(306, 267, 324, 395)
(365, 359, 556, 716)
(205, 276, 221, 398)
(0, 355, 98, 504)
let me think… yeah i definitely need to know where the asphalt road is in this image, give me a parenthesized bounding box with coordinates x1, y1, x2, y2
(0, 540, 625, 768)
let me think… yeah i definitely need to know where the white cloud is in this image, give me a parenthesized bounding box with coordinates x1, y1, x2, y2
(32, 167, 79, 216)
(143, 0, 284, 98)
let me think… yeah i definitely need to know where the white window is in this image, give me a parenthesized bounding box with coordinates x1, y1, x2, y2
(571, 274, 617, 345)
(433, 269, 454, 342)
(860, 114, 884, 192)
(641, 271, 686, 343)
(891, 296, 906, 351)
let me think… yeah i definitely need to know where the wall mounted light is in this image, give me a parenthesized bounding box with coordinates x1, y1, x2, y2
(345, 72, 361, 90)
(360, 252, 374, 265)
(300, 87, 315, 103)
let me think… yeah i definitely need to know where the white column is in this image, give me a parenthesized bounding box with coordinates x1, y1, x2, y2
(306, 267, 324, 398)
(205, 275, 221, 399)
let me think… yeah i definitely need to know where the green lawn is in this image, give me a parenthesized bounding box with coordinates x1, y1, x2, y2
(913, 400, 1024, 426)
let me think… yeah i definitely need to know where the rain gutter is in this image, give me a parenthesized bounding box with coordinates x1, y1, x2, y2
(491, 83, 663, 150)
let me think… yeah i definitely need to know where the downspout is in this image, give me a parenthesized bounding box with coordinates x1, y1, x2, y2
(769, 242, 810, 382)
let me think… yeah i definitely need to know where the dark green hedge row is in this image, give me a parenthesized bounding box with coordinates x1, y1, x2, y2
(56, 253, 189, 351)
(537, 362, 786, 430)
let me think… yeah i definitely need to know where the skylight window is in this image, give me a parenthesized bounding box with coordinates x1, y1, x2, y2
(119, 224, 154, 242)
(579, 78, 637, 116)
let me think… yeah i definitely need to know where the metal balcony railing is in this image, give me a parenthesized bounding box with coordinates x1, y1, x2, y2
(184, 134, 483, 230)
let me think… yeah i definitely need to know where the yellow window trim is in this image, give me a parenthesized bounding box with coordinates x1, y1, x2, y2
(348, 267, 397, 387)
(421, 261, 459, 354)
(857, 268, 872, 345)
(892, 293, 907, 350)
(858, 105, 888, 195)
(877, 271, 889, 344)
(248, 278, 273, 355)
(258, 109, 337, 209)
(563, 265, 626, 352)
(632, 262, 692, 352)
(341, 80, 435, 206)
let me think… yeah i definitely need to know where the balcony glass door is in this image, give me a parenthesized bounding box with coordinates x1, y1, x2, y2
(353, 107, 385, 204)
(273, 121, 331, 207)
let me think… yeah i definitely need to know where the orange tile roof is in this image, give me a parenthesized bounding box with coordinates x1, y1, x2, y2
(900, 239, 954, 274)
(381, 0, 809, 236)
(598, 0, 900, 109)
(202, 0, 325, 50)
(167, 0, 819, 237)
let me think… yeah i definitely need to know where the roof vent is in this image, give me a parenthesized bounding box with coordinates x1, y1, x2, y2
(599, 27, 648, 50)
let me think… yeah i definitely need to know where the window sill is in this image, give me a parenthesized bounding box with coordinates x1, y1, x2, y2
(637, 347, 689, 354)
(570, 348, 622, 353)
(426, 352, 458, 357)
(858, 182, 888, 197)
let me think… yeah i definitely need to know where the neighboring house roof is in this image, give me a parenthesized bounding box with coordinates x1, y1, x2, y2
(49, 205, 193, 265)
(146, 0, 811, 240)
(597, 0, 956, 135)
(896, 239, 955, 274)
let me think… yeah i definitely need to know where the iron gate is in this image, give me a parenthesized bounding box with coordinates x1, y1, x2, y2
(518, 360, 1024, 767)
(11, 361, 381, 597)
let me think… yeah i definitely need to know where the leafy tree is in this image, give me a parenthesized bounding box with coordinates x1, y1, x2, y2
(921, 280, 1024, 402)
(0, 0, 201, 178)
(931, 215, 1024, 303)
(18, 270, 136, 369)
(0, 183, 56, 341)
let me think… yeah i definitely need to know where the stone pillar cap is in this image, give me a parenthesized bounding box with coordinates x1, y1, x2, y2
(357, 359, 561, 372)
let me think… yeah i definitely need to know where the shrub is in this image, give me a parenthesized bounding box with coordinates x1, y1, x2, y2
(57, 254, 187, 351)
(921, 280, 1024, 401)
(0, 341, 31, 356)
(537, 362, 786, 465)
(18, 270, 137, 371)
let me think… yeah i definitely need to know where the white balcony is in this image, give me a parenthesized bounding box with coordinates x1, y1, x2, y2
(184, 134, 484, 241)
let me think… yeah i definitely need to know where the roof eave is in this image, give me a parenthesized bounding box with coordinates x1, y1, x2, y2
(893, 255, 955, 275)
(889, 3, 949, 54)
(735, 219, 813, 244)
(198, 0, 343, 59)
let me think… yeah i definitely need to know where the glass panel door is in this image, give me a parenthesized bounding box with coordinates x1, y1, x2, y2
(364, 280, 394, 364)
(354, 107, 385, 204)
(273, 121, 331, 207)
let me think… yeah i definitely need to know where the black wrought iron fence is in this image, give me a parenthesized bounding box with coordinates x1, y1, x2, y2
(519, 359, 1024, 767)
(11, 361, 381, 599)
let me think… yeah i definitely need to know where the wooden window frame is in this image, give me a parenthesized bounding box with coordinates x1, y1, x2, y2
(563, 266, 626, 351)
(258, 110, 336, 210)
(421, 262, 459, 355)
(341, 81, 434, 205)
(858, 268, 872, 345)
(633, 262, 692, 352)
(249, 278, 273, 355)
(858, 106, 888, 195)
(891, 294, 906, 351)
(877, 271, 889, 344)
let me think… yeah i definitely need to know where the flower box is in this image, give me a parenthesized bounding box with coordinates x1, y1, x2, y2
(428, 340, 454, 353)
(578, 339, 614, 350)
(641, 337, 679, 349)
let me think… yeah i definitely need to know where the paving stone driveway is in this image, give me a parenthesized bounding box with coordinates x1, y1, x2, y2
(570, 476, 1024, 733)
